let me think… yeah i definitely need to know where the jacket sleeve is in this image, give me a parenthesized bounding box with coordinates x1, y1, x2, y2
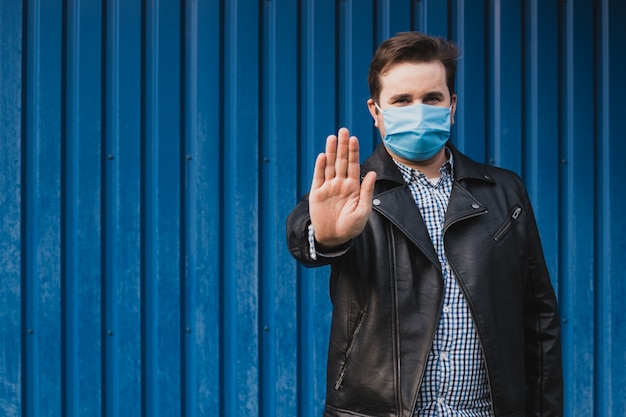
(521, 185, 563, 416)
(285, 195, 352, 268)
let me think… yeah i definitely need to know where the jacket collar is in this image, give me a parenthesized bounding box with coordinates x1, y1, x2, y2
(361, 142, 492, 267)
(447, 143, 496, 184)
(360, 142, 406, 185)
(361, 141, 496, 185)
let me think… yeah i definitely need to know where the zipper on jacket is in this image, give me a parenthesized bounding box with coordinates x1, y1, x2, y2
(492, 205, 522, 241)
(334, 309, 367, 390)
(334, 369, 346, 391)
(446, 241, 501, 415)
(442, 194, 504, 415)
(387, 226, 403, 415)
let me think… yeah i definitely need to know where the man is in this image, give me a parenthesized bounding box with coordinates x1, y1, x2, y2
(286, 32, 562, 417)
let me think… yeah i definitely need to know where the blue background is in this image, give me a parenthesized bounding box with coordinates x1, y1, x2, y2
(0, 0, 624, 416)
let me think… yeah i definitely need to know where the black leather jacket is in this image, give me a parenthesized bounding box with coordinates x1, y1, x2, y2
(286, 143, 563, 417)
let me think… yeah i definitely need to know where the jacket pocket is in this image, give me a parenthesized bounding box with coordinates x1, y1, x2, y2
(493, 205, 522, 242)
(334, 309, 367, 390)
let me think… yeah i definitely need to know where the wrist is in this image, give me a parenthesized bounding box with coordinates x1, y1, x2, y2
(311, 227, 349, 249)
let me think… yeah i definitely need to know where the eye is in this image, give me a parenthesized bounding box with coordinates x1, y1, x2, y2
(393, 97, 412, 105)
(422, 95, 442, 105)
(389, 94, 413, 106)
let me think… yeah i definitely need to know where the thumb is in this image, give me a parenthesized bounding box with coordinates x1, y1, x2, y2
(359, 171, 377, 207)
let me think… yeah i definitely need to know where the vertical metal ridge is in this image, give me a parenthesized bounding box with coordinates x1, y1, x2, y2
(61, 0, 76, 413)
(559, 1, 597, 416)
(222, 0, 261, 414)
(259, 2, 275, 415)
(1, 0, 24, 415)
(337, 0, 375, 151)
(102, 0, 115, 413)
(488, 0, 523, 173)
(103, 0, 143, 415)
(101, 0, 115, 415)
(488, 0, 501, 167)
(298, 2, 339, 416)
(177, 0, 187, 395)
(259, 0, 299, 415)
(221, 3, 237, 414)
(179, 0, 223, 416)
(595, 2, 609, 412)
(595, 1, 626, 416)
(22, 2, 42, 415)
(419, 0, 449, 37)
(142, 1, 182, 416)
(298, 2, 326, 415)
(181, 2, 194, 416)
(450, 0, 487, 161)
(522, 0, 560, 287)
(141, 0, 157, 411)
(62, 0, 105, 414)
(22, 0, 64, 416)
(138, 0, 147, 413)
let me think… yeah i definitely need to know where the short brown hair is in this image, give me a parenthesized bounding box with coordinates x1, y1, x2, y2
(368, 32, 460, 102)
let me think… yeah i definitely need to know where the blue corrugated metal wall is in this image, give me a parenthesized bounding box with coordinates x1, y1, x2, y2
(0, 0, 624, 416)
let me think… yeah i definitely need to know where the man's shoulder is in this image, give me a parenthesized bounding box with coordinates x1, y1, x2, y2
(450, 145, 524, 186)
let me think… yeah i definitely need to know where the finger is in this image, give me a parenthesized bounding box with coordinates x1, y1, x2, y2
(335, 128, 350, 178)
(324, 134, 337, 180)
(311, 152, 327, 191)
(347, 135, 361, 180)
(358, 171, 378, 212)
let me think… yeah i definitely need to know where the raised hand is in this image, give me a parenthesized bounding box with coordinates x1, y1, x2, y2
(309, 127, 377, 249)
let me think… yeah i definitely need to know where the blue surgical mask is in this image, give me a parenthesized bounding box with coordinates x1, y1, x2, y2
(376, 102, 451, 162)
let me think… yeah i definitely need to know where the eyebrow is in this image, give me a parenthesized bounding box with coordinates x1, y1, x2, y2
(387, 93, 412, 102)
(387, 91, 446, 102)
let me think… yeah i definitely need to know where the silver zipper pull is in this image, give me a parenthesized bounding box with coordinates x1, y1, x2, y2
(334, 369, 346, 390)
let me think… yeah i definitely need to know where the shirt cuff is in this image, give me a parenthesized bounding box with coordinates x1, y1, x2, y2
(307, 223, 352, 260)
(307, 223, 318, 260)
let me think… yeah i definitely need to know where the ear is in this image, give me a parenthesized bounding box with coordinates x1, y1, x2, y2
(450, 94, 458, 126)
(367, 98, 379, 127)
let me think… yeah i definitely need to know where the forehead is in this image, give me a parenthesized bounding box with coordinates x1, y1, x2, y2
(379, 61, 448, 98)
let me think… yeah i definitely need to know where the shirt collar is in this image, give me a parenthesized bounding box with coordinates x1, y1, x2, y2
(393, 147, 455, 185)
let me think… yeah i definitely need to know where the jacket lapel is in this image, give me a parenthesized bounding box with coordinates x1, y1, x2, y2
(372, 186, 441, 269)
(362, 144, 441, 267)
(361, 143, 493, 268)
(444, 182, 488, 229)
(444, 144, 493, 228)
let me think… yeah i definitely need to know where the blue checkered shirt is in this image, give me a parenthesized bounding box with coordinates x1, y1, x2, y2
(394, 153, 493, 417)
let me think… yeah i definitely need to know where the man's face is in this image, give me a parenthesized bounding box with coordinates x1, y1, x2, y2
(367, 60, 457, 140)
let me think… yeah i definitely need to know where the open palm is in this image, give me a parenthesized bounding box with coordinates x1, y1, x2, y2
(309, 128, 377, 249)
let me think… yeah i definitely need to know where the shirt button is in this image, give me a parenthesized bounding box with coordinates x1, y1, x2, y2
(437, 397, 444, 404)
(441, 352, 448, 360)
(443, 306, 450, 313)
